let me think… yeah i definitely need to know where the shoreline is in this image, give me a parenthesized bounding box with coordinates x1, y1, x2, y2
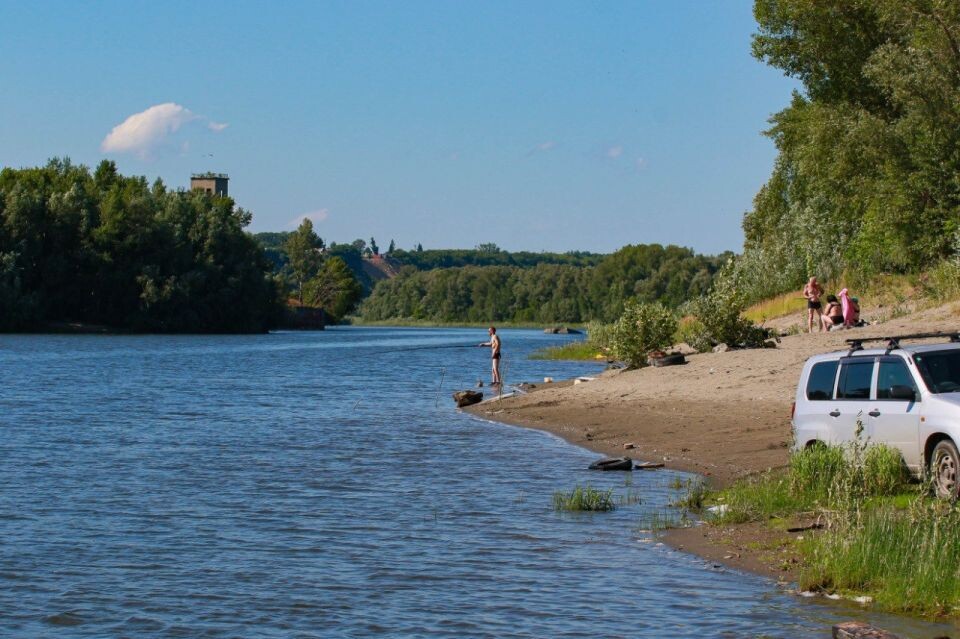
(465, 301, 960, 583)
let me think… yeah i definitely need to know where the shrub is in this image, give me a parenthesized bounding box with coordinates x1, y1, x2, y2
(688, 273, 774, 349)
(611, 301, 678, 368)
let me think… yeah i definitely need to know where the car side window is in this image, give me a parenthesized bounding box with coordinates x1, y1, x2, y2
(876, 360, 918, 400)
(806, 361, 839, 400)
(837, 360, 874, 400)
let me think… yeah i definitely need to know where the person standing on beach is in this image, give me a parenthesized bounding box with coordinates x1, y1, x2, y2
(802, 276, 824, 333)
(479, 326, 502, 386)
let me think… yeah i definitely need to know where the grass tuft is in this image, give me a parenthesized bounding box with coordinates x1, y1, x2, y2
(552, 485, 616, 512)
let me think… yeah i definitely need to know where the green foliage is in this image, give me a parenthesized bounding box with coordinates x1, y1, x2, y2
(671, 478, 707, 510)
(389, 247, 606, 270)
(360, 244, 723, 324)
(802, 500, 960, 616)
(611, 302, 678, 369)
(303, 256, 363, 323)
(552, 485, 616, 512)
(709, 442, 910, 525)
(687, 270, 774, 349)
(0, 159, 281, 332)
(284, 219, 323, 304)
(739, 0, 960, 302)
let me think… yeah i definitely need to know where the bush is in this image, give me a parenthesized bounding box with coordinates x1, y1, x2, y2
(611, 301, 678, 368)
(688, 272, 774, 349)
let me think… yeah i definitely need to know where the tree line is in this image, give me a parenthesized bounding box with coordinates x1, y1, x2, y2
(735, 0, 960, 301)
(359, 244, 726, 324)
(0, 159, 282, 332)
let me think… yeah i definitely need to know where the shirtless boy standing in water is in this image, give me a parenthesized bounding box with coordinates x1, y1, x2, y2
(479, 326, 501, 386)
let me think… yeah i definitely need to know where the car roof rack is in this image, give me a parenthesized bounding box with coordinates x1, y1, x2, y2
(845, 331, 960, 356)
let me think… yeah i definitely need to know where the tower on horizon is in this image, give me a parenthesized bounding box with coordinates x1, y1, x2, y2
(190, 172, 229, 197)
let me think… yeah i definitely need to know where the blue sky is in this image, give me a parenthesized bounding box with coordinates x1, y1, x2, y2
(0, 1, 796, 254)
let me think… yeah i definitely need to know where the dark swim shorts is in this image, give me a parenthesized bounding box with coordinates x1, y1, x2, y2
(492, 352, 501, 360)
(807, 299, 822, 310)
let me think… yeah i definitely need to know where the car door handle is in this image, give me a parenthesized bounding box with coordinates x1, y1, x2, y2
(829, 410, 841, 417)
(868, 410, 881, 417)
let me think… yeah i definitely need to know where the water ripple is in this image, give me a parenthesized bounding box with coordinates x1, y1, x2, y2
(1, 329, 955, 638)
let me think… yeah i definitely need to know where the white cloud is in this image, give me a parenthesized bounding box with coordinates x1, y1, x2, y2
(288, 209, 330, 228)
(606, 145, 623, 159)
(101, 102, 228, 159)
(527, 140, 556, 156)
(635, 157, 647, 171)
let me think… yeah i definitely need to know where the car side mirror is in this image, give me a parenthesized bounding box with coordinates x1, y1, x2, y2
(889, 385, 917, 401)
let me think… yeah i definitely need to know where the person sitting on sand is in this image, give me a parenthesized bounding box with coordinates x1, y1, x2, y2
(850, 296, 862, 326)
(802, 276, 824, 333)
(479, 326, 502, 386)
(820, 294, 844, 331)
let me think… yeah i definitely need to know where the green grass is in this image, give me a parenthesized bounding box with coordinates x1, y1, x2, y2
(801, 500, 960, 617)
(673, 441, 960, 617)
(553, 485, 616, 512)
(703, 443, 911, 525)
(529, 340, 605, 361)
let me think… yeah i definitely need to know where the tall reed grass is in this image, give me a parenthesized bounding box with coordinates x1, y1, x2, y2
(687, 440, 960, 615)
(802, 500, 960, 616)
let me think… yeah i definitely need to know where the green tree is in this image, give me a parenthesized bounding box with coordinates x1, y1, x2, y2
(388, 239, 395, 253)
(370, 237, 379, 255)
(284, 219, 323, 304)
(303, 256, 363, 322)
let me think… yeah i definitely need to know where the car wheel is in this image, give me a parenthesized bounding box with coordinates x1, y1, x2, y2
(930, 439, 960, 500)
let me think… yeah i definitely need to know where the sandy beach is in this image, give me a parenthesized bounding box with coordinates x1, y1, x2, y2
(466, 301, 960, 579)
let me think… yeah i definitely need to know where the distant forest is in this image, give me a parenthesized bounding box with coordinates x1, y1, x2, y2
(0, 160, 281, 332)
(252, 231, 726, 324)
(358, 245, 726, 324)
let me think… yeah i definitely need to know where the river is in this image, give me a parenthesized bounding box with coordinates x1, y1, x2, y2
(0, 328, 954, 637)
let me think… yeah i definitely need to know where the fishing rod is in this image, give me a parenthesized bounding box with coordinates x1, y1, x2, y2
(377, 342, 482, 355)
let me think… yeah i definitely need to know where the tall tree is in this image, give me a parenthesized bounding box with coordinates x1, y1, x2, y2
(303, 256, 363, 322)
(283, 219, 323, 304)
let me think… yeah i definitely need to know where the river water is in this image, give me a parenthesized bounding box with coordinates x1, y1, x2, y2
(0, 328, 955, 638)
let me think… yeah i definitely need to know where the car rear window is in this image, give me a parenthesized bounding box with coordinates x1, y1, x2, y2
(806, 361, 839, 400)
(837, 360, 874, 400)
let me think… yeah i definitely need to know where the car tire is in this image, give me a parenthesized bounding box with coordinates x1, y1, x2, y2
(930, 439, 960, 500)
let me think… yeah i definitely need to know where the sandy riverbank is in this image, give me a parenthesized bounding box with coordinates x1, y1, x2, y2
(465, 301, 960, 579)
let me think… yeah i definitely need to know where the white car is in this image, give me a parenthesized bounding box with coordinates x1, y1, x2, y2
(792, 332, 960, 498)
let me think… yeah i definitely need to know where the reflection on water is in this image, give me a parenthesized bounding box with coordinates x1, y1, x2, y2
(0, 328, 955, 638)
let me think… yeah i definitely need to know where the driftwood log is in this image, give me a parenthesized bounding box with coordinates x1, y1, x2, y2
(832, 622, 900, 639)
(453, 390, 483, 408)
